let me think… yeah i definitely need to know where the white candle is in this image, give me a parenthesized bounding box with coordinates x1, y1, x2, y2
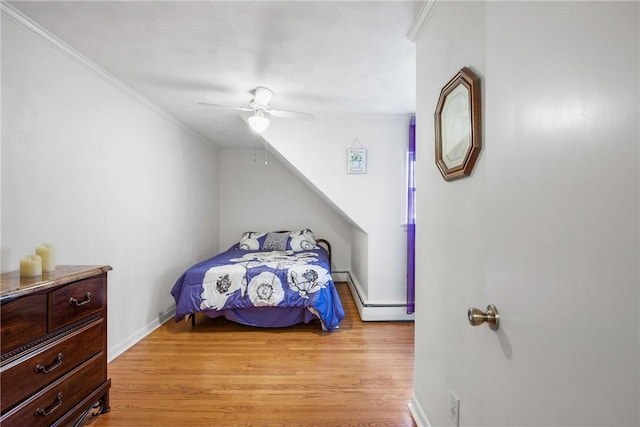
(20, 255, 42, 277)
(36, 243, 56, 272)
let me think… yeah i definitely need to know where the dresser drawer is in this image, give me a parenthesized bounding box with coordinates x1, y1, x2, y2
(0, 352, 105, 427)
(49, 275, 106, 331)
(0, 319, 104, 413)
(0, 294, 47, 356)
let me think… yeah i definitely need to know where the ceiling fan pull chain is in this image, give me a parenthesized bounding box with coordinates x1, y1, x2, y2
(264, 140, 268, 165)
(253, 139, 257, 163)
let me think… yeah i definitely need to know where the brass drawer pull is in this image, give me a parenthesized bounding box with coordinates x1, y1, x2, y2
(69, 292, 92, 307)
(35, 352, 63, 374)
(36, 392, 63, 417)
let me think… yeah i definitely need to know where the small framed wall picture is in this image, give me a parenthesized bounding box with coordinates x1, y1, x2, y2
(434, 66, 482, 181)
(347, 148, 367, 174)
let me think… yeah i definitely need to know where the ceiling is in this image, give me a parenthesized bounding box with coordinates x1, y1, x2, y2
(7, 1, 420, 149)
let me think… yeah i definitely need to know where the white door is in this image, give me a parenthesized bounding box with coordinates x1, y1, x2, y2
(412, 2, 639, 426)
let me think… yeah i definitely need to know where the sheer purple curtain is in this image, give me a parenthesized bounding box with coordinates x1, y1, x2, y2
(407, 116, 416, 314)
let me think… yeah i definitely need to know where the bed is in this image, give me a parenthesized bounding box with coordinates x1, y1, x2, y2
(170, 229, 345, 331)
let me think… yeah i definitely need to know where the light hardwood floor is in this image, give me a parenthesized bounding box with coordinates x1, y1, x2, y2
(88, 283, 415, 426)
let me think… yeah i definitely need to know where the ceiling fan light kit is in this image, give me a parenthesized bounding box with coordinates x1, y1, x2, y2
(199, 86, 313, 134)
(248, 110, 270, 133)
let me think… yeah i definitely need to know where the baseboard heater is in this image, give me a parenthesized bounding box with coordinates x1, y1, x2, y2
(332, 271, 415, 321)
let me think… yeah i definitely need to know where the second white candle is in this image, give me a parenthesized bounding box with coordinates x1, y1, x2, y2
(36, 244, 56, 272)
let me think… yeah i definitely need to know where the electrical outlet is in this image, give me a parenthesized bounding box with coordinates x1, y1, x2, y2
(449, 391, 460, 426)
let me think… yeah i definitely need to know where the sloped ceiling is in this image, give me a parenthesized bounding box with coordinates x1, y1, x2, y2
(7, 1, 419, 149)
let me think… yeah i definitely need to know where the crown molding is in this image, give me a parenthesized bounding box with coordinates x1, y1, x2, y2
(0, 2, 212, 146)
(314, 112, 415, 121)
(407, 0, 439, 43)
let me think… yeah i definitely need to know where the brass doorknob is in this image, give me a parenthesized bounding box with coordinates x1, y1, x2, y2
(467, 305, 500, 330)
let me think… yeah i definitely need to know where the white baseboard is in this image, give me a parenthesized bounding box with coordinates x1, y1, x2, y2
(408, 393, 431, 427)
(334, 271, 415, 322)
(107, 307, 175, 363)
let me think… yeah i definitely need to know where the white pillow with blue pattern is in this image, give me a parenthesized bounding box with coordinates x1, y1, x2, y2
(288, 229, 317, 251)
(239, 232, 266, 250)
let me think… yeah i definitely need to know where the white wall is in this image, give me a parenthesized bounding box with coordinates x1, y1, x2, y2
(350, 227, 369, 298)
(218, 149, 352, 272)
(412, 1, 639, 426)
(263, 116, 411, 307)
(1, 11, 219, 361)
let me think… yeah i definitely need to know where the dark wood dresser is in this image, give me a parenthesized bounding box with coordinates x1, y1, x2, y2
(0, 265, 112, 427)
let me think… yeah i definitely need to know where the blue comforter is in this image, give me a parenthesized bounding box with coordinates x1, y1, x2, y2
(171, 244, 345, 331)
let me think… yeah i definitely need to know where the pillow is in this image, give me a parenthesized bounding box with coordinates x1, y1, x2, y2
(239, 232, 266, 250)
(262, 232, 289, 251)
(288, 229, 317, 251)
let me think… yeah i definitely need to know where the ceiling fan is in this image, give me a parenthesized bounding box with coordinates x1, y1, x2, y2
(199, 86, 314, 133)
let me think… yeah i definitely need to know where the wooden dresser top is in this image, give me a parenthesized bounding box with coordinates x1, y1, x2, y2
(0, 265, 112, 303)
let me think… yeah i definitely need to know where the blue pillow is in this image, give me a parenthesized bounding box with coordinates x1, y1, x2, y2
(262, 232, 289, 251)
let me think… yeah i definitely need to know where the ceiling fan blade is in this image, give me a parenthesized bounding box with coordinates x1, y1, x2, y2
(199, 102, 253, 112)
(265, 108, 315, 120)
